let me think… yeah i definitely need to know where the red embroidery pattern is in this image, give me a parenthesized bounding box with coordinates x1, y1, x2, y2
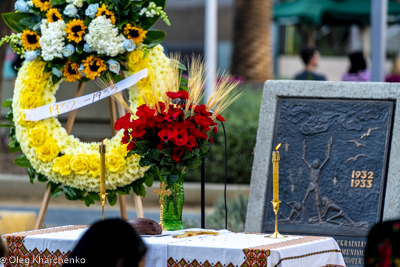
(3, 225, 88, 267)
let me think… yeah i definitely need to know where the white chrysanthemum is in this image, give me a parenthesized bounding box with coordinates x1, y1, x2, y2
(39, 20, 67, 61)
(84, 16, 126, 57)
(66, 0, 83, 7)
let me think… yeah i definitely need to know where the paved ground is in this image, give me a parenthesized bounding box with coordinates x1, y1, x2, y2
(0, 204, 202, 228)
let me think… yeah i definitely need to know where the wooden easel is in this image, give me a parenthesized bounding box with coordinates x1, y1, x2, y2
(34, 82, 144, 229)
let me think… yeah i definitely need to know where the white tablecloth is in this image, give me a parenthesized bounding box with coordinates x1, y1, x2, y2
(3, 226, 345, 267)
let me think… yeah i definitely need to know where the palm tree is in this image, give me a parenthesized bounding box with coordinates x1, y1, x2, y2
(231, 0, 273, 82)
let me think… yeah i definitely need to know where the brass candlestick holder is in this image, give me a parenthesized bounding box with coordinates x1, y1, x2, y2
(154, 182, 172, 230)
(99, 192, 108, 221)
(267, 200, 286, 238)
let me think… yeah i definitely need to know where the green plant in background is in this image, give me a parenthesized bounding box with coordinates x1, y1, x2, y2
(184, 87, 263, 184)
(206, 191, 248, 232)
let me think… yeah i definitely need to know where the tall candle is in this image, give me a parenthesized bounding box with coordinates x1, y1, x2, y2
(272, 143, 281, 202)
(99, 138, 108, 195)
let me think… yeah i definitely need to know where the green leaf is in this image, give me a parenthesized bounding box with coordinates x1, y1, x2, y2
(88, 0, 101, 3)
(6, 109, 14, 124)
(2, 98, 12, 108)
(144, 172, 153, 187)
(37, 173, 48, 183)
(170, 59, 187, 72)
(115, 74, 124, 83)
(14, 154, 31, 167)
(2, 13, 40, 33)
(8, 138, 21, 153)
(116, 19, 128, 29)
(83, 17, 91, 26)
(180, 150, 195, 161)
(51, 0, 66, 5)
(0, 124, 14, 127)
(140, 0, 166, 30)
(83, 196, 95, 206)
(150, 148, 161, 162)
(107, 191, 118, 206)
(185, 158, 202, 170)
(160, 156, 173, 166)
(143, 30, 166, 49)
(160, 166, 171, 176)
(160, 148, 172, 156)
(139, 184, 146, 197)
(49, 182, 63, 198)
(139, 157, 153, 167)
(88, 192, 101, 201)
(117, 188, 128, 195)
(52, 75, 62, 85)
(64, 186, 78, 200)
(27, 167, 36, 184)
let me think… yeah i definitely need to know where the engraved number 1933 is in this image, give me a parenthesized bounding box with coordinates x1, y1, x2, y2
(351, 170, 373, 189)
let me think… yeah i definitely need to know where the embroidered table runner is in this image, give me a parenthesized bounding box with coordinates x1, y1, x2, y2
(2, 227, 345, 267)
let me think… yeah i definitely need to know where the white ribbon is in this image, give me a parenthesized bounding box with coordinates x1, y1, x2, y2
(23, 68, 148, 122)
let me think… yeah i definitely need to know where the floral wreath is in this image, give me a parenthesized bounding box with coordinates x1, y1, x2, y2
(1, 0, 178, 206)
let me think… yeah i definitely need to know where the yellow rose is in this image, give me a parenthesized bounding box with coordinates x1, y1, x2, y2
(88, 154, 100, 177)
(28, 125, 47, 147)
(53, 155, 71, 176)
(22, 79, 46, 95)
(71, 154, 89, 175)
(20, 93, 44, 109)
(107, 148, 125, 172)
(127, 50, 146, 68)
(35, 137, 60, 162)
(19, 111, 37, 128)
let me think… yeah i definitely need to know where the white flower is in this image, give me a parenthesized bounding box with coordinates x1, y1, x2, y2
(107, 59, 120, 74)
(66, 0, 83, 8)
(84, 16, 126, 57)
(24, 51, 38, 62)
(39, 20, 67, 61)
(63, 4, 78, 17)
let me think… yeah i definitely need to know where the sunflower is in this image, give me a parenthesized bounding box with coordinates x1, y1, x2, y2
(32, 0, 51, 11)
(95, 4, 116, 24)
(46, 8, 63, 23)
(20, 30, 41, 51)
(65, 19, 87, 43)
(82, 55, 107, 80)
(123, 24, 147, 45)
(62, 61, 83, 82)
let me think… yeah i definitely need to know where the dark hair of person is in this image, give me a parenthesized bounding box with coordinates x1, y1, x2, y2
(348, 52, 367, 73)
(300, 47, 317, 65)
(0, 233, 8, 258)
(64, 219, 147, 267)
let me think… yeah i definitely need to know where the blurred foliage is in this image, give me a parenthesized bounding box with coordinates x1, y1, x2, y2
(206, 191, 248, 232)
(184, 86, 263, 184)
(182, 191, 249, 232)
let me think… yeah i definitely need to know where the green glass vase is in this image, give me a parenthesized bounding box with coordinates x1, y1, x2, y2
(159, 172, 185, 231)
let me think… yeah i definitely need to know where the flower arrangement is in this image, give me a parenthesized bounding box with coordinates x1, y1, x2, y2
(0, 0, 177, 206)
(2, 0, 169, 84)
(114, 58, 242, 229)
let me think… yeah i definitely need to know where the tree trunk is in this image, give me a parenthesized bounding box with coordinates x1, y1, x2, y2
(231, 0, 273, 82)
(0, 0, 15, 148)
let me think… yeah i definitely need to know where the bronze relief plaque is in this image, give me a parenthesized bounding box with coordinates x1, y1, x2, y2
(262, 97, 394, 266)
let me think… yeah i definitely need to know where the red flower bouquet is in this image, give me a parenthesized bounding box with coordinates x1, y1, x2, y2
(115, 58, 241, 230)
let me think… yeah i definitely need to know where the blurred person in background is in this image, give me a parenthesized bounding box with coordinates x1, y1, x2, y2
(63, 219, 147, 267)
(342, 52, 370, 82)
(294, 47, 327, 81)
(385, 56, 400, 83)
(0, 232, 7, 267)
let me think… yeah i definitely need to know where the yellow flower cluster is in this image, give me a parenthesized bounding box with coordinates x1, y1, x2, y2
(12, 56, 157, 192)
(125, 45, 172, 107)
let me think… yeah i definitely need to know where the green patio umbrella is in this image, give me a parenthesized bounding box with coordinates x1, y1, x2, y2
(274, 0, 400, 26)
